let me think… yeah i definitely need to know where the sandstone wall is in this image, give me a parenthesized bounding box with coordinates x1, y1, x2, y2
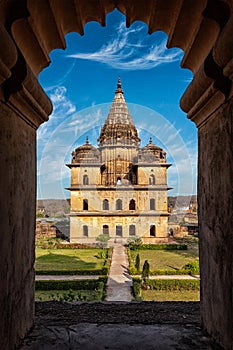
(0, 102, 36, 349)
(198, 97, 233, 349)
(36, 222, 56, 237)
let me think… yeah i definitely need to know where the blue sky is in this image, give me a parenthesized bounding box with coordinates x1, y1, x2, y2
(37, 10, 197, 199)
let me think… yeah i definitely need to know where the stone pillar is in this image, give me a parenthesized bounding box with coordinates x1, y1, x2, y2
(0, 41, 52, 349)
(0, 101, 36, 349)
(198, 97, 233, 350)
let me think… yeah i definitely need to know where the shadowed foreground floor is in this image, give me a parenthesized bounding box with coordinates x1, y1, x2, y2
(18, 302, 224, 350)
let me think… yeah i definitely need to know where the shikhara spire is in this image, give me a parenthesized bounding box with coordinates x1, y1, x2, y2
(98, 78, 140, 146)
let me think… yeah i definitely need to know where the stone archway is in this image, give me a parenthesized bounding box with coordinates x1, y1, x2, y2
(0, 1, 232, 349)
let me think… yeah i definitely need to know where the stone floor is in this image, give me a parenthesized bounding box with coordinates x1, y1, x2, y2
(18, 302, 224, 350)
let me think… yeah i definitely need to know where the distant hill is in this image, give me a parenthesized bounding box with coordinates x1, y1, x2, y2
(168, 195, 197, 211)
(37, 199, 70, 218)
(37, 196, 197, 218)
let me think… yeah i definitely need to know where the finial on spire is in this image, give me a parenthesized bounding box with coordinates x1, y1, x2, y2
(86, 136, 89, 144)
(117, 76, 121, 88)
(115, 76, 123, 94)
(149, 137, 152, 144)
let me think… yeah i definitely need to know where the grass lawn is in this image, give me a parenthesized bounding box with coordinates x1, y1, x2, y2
(35, 289, 103, 302)
(35, 248, 107, 272)
(141, 289, 200, 302)
(130, 237, 199, 271)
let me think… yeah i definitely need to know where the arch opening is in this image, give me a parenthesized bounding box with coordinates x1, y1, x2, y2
(1, 2, 233, 350)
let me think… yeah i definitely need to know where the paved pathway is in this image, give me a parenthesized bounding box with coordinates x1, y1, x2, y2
(106, 244, 132, 302)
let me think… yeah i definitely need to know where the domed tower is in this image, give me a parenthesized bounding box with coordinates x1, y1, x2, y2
(67, 78, 171, 244)
(71, 136, 99, 164)
(98, 77, 140, 186)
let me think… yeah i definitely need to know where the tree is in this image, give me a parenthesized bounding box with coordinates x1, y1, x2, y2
(142, 260, 150, 280)
(135, 253, 140, 272)
(96, 234, 110, 248)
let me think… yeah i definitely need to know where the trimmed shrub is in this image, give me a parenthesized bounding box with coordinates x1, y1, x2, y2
(129, 268, 193, 276)
(35, 279, 104, 291)
(129, 243, 187, 251)
(36, 283, 106, 302)
(36, 266, 109, 276)
(150, 269, 191, 276)
(144, 278, 200, 291)
(135, 253, 140, 272)
(183, 260, 200, 274)
(129, 267, 138, 275)
(132, 277, 142, 300)
(142, 260, 150, 279)
(132, 278, 200, 299)
(96, 234, 111, 248)
(56, 244, 104, 249)
(95, 249, 109, 259)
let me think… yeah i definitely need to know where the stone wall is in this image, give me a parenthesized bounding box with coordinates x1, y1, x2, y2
(36, 221, 56, 237)
(168, 224, 189, 238)
(0, 102, 36, 349)
(198, 97, 233, 349)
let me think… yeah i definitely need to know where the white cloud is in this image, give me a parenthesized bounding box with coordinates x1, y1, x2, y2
(50, 86, 76, 115)
(68, 21, 182, 71)
(37, 86, 76, 145)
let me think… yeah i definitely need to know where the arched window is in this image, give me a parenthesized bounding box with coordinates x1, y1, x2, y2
(83, 225, 88, 237)
(129, 225, 136, 236)
(116, 225, 122, 237)
(116, 199, 122, 210)
(103, 199, 109, 210)
(150, 225, 156, 237)
(116, 177, 122, 185)
(129, 199, 136, 210)
(149, 174, 155, 185)
(83, 199, 88, 210)
(103, 225, 109, 235)
(83, 174, 89, 185)
(150, 198, 155, 210)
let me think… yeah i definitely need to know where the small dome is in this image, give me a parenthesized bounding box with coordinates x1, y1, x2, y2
(75, 136, 96, 152)
(143, 137, 162, 151)
(139, 138, 166, 163)
(72, 136, 99, 163)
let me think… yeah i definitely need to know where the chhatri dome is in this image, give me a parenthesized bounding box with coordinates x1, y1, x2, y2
(71, 136, 99, 164)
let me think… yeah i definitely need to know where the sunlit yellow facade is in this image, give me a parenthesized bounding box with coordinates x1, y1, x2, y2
(67, 79, 171, 243)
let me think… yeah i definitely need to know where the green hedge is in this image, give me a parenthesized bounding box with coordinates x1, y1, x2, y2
(132, 277, 200, 300)
(129, 243, 187, 251)
(132, 278, 200, 291)
(35, 278, 105, 291)
(146, 279, 200, 290)
(40, 285, 105, 302)
(39, 243, 110, 250)
(56, 244, 100, 249)
(129, 267, 192, 276)
(36, 266, 109, 276)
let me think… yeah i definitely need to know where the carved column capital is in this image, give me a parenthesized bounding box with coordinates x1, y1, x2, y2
(0, 24, 18, 85)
